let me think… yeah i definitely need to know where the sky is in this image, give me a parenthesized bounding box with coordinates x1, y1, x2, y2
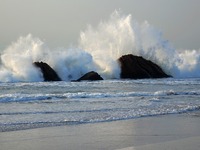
(0, 0, 200, 50)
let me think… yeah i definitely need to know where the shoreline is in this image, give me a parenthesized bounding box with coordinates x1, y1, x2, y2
(1, 111, 200, 150)
(1, 110, 199, 132)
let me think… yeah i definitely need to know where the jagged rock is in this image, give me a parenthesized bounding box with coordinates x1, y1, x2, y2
(118, 54, 171, 79)
(33, 62, 61, 81)
(76, 71, 103, 81)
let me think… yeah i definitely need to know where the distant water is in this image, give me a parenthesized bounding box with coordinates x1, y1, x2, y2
(0, 78, 200, 132)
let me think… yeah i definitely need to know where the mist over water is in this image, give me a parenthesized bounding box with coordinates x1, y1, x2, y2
(0, 11, 200, 82)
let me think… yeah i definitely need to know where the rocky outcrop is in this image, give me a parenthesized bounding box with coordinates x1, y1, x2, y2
(118, 54, 171, 79)
(32, 55, 170, 82)
(76, 71, 103, 81)
(33, 62, 61, 81)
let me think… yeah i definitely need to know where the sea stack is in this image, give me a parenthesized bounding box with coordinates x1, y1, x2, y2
(33, 62, 61, 81)
(118, 54, 171, 79)
(76, 71, 103, 81)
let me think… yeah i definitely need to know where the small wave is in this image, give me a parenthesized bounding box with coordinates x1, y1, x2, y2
(0, 93, 53, 103)
(1, 89, 200, 103)
(1, 105, 200, 132)
(0, 91, 159, 103)
(154, 90, 200, 96)
(0, 108, 129, 116)
(0, 92, 150, 103)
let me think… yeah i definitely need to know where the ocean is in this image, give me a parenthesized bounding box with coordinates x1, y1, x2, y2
(0, 78, 200, 132)
(0, 11, 200, 132)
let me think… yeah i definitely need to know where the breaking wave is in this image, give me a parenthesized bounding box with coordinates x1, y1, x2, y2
(0, 11, 200, 82)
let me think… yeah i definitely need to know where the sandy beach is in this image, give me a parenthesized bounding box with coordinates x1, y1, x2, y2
(0, 112, 200, 150)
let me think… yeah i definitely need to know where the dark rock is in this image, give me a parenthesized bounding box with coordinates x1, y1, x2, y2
(33, 62, 61, 81)
(76, 71, 103, 81)
(118, 54, 171, 79)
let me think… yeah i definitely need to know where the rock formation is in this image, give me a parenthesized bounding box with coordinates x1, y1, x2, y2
(33, 62, 61, 81)
(76, 71, 103, 81)
(32, 54, 171, 82)
(118, 54, 171, 79)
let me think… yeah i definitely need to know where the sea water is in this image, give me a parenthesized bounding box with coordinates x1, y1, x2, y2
(0, 11, 200, 131)
(0, 78, 200, 132)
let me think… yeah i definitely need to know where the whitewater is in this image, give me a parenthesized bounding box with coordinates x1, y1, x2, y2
(0, 11, 200, 132)
(1, 11, 200, 82)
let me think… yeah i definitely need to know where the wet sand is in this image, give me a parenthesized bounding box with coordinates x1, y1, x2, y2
(0, 112, 200, 150)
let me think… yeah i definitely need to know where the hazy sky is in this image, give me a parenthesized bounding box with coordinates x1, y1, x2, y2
(0, 0, 200, 50)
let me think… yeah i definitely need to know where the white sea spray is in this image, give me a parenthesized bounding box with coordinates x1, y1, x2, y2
(0, 11, 200, 82)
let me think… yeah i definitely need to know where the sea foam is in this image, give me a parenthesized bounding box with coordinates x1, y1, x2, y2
(0, 11, 200, 82)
